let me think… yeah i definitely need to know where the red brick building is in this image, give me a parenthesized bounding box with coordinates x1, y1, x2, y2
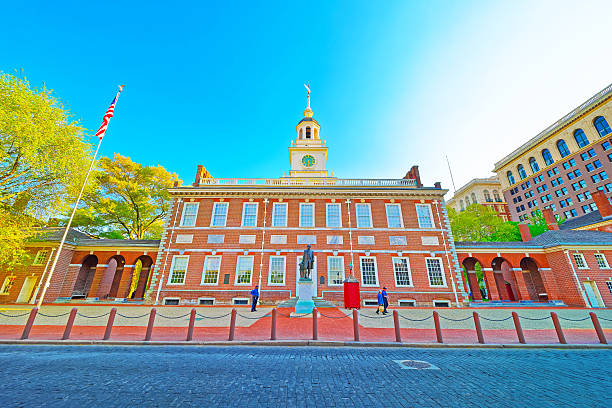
(146, 94, 468, 307)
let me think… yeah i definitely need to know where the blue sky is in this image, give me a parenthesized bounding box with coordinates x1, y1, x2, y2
(2, 1, 612, 197)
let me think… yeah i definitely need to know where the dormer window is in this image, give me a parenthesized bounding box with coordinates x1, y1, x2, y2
(306, 127, 311, 139)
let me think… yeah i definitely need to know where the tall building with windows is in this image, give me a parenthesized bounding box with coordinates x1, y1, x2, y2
(146, 93, 468, 307)
(493, 83, 612, 222)
(446, 176, 510, 221)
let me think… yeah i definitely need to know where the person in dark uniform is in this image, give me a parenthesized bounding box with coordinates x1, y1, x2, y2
(250, 285, 259, 312)
(382, 287, 389, 314)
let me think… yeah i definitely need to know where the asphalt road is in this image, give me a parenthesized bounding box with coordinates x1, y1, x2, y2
(0, 345, 609, 407)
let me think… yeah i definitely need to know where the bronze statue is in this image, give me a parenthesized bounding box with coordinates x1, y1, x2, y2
(299, 244, 314, 280)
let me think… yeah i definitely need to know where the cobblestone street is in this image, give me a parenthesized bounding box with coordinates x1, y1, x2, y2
(0, 345, 609, 407)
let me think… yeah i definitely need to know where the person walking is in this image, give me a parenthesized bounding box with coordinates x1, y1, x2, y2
(382, 287, 389, 314)
(376, 289, 384, 314)
(250, 285, 259, 312)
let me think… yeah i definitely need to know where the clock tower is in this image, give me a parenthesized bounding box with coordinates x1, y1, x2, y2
(288, 87, 330, 177)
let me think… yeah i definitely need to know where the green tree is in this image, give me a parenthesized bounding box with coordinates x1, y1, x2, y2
(448, 204, 521, 242)
(71, 154, 180, 239)
(0, 73, 92, 267)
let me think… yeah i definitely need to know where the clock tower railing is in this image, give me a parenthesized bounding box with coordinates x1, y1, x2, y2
(195, 177, 418, 188)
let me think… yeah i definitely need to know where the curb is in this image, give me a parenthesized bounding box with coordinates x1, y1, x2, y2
(0, 339, 610, 349)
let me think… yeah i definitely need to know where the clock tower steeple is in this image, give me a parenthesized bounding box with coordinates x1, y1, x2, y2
(288, 86, 330, 177)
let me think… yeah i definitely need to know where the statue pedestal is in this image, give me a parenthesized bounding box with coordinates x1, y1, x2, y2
(294, 278, 315, 314)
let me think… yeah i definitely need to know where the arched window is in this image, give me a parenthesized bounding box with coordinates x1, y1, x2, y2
(465, 196, 470, 206)
(471, 192, 477, 204)
(493, 190, 501, 202)
(556, 139, 570, 157)
(529, 157, 539, 173)
(507, 171, 515, 185)
(573, 129, 589, 148)
(594, 116, 611, 137)
(517, 164, 527, 180)
(460, 200, 464, 211)
(305, 127, 312, 139)
(299, 128, 303, 139)
(483, 190, 491, 202)
(542, 149, 554, 166)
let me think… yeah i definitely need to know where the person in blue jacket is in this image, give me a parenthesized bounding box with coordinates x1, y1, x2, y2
(382, 287, 389, 314)
(250, 285, 259, 312)
(376, 290, 384, 314)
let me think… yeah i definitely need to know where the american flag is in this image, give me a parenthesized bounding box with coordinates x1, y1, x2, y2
(95, 85, 124, 139)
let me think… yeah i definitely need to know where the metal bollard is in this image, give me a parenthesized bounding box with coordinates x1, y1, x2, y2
(393, 310, 401, 343)
(228, 308, 237, 341)
(144, 308, 156, 341)
(103, 308, 117, 340)
(20, 307, 38, 340)
(433, 311, 443, 343)
(473, 311, 484, 344)
(312, 308, 318, 340)
(590, 312, 607, 344)
(353, 309, 360, 341)
(271, 308, 277, 340)
(512, 312, 526, 344)
(186, 308, 196, 341)
(61, 307, 78, 340)
(550, 312, 566, 344)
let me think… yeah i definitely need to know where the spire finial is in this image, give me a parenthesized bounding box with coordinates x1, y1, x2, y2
(303, 83, 313, 118)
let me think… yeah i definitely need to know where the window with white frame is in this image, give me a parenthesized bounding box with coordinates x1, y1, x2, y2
(211, 202, 228, 227)
(355, 203, 372, 228)
(573, 253, 588, 269)
(0, 276, 16, 295)
(241, 203, 258, 227)
(326, 203, 341, 228)
(426, 258, 445, 286)
(235, 256, 254, 284)
(181, 202, 199, 226)
(300, 203, 314, 227)
(594, 253, 610, 269)
(386, 204, 403, 228)
(168, 256, 189, 284)
(164, 298, 180, 305)
(416, 204, 434, 228)
(607, 281, 612, 296)
(393, 257, 412, 286)
(201, 256, 221, 284)
(272, 203, 287, 227)
(327, 256, 345, 285)
(32, 250, 49, 265)
(268, 256, 286, 285)
(360, 257, 378, 286)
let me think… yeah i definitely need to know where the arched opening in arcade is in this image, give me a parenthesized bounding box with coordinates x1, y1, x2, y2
(127, 255, 153, 300)
(71, 255, 98, 299)
(520, 257, 547, 302)
(491, 257, 518, 301)
(97, 255, 126, 299)
(462, 257, 487, 301)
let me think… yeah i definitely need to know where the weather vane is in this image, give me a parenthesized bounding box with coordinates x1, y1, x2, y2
(304, 83, 311, 95)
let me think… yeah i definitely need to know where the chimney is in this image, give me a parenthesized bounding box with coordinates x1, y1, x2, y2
(542, 208, 559, 230)
(592, 190, 612, 218)
(404, 165, 423, 188)
(193, 165, 204, 186)
(434, 182, 441, 189)
(518, 223, 532, 242)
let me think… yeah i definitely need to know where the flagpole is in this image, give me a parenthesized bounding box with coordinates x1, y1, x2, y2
(36, 86, 124, 309)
